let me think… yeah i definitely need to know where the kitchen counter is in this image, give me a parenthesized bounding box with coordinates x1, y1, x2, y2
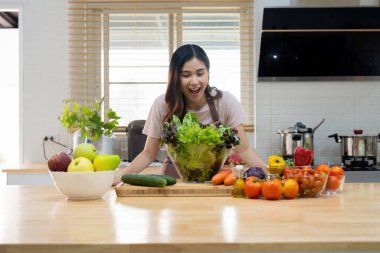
(1, 163, 162, 185)
(2, 164, 380, 185)
(0, 183, 380, 252)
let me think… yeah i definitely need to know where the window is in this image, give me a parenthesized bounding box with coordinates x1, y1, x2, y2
(68, 1, 254, 126)
(0, 10, 20, 167)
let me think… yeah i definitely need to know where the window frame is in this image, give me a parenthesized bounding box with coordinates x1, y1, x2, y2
(68, 1, 255, 130)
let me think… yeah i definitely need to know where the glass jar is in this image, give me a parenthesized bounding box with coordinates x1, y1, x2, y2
(231, 165, 246, 198)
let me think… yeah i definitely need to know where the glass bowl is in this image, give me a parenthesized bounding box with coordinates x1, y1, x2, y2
(324, 174, 345, 194)
(284, 166, 328, 198)
(164, 143, 229, 183)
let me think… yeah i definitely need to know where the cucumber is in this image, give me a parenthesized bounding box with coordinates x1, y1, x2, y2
(121, 174, 167, 187)
(147, 174, 177, 186)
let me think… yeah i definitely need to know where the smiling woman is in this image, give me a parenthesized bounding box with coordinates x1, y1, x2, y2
(0, 11, 19, 167)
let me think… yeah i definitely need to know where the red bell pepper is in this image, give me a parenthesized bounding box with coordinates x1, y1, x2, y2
(294, 146, 314, 166)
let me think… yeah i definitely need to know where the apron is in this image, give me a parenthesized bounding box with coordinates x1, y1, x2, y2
(161, 95, 221, 178)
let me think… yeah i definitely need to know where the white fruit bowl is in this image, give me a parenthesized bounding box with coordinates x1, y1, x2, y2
(49, 170, 116, 200)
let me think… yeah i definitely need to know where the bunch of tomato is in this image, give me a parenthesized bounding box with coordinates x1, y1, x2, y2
(315, 164, 345, 192)
(243, 176, 299, 200)
(283, 166, 328, 197)
(243, 164, 345, 200)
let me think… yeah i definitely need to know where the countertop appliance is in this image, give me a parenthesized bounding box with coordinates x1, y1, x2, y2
(277, 118, 325, 161)
(329, 130, 380, 171)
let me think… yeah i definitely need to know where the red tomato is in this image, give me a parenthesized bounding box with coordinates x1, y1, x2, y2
(283, 167, 293, 179)
(315, 163, 330, 175)
(262, 180, 282, 200)
(330, 165, 345, 176)
(301, 166, 314, 175)
(326, 175, 340, 190)
(244, 181, 262, 199)
(282, 179, 299, 199)
(245, 176, 258, 183)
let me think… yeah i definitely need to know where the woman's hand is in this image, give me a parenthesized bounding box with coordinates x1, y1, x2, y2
(113, 166, 128, 186)
(233, 124, 268, 173)
(112, 136, 161, 186)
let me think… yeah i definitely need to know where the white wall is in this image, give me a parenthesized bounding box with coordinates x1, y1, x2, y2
(0, 0, 70, 164)
(1, 0, 379, 166)
(254, 0, 380, 165)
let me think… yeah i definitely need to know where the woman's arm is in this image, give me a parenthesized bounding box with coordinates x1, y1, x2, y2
(113, 136, 161, 185)
(233, 124, 268, 174)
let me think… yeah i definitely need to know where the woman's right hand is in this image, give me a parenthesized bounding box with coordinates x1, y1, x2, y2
(113, 166, 128, 186)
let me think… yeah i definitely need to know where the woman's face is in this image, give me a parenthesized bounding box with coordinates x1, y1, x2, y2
(180, 57, 209, 110)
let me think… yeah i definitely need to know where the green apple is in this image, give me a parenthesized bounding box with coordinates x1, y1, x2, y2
(73, 143, 97, 162)
(67, 157, 95, 172)
(93, 154, 121, 171)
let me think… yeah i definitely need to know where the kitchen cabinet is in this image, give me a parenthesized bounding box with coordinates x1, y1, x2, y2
(0, 183, 380, 252)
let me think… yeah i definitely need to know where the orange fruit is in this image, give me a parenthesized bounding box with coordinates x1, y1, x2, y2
(282, 179, 299, 199)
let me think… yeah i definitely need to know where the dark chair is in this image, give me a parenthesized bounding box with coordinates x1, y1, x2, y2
(127, 120, 147, 162)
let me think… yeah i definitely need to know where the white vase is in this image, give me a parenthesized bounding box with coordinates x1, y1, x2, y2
(72, 130, 115, 155)
(95, 134, 115, 155)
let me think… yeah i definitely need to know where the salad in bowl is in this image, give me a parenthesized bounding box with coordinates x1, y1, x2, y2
(161, 112, 240, 182)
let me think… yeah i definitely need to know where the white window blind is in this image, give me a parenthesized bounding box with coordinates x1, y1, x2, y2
(68, 0, 254, 127)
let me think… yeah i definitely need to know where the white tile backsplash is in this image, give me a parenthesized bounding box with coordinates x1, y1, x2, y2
(255, 81, 380, 164)
(253, 1, 380, 166)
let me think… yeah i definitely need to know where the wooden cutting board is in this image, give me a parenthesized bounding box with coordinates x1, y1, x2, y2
(115, 182, 232, 197)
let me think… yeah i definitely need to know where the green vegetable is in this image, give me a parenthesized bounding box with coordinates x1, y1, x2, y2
(161, 112, 240, 148)
(121, 174, 167, 187)
(147, 174, 177, 186)
(160, 112, 239, 182)
(166, 143, 227, 182)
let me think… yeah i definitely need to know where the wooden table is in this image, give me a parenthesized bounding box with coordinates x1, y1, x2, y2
(0, 183, 380, 253)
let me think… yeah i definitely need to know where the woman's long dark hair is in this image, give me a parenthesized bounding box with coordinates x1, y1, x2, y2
(163, 44, 222, 122)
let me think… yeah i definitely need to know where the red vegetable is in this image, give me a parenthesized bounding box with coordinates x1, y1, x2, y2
(294, 146, 314, 166)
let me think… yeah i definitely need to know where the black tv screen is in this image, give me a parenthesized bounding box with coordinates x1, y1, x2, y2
(257, 7, 380, 81)
(258, 31, 380, 79)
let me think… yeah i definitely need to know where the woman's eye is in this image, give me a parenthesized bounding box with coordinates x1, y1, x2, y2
(181, 74, 190, 78)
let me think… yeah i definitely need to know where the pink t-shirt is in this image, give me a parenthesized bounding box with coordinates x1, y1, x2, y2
(142, 91, 247, 139)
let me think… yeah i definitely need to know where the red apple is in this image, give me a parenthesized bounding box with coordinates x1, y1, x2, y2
(47, 152, 72, 172)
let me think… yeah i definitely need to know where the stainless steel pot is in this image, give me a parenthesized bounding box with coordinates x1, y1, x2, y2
(329, 130, 380, 157)
(277, 129, 313, 157)
(277, 119, 325, 157)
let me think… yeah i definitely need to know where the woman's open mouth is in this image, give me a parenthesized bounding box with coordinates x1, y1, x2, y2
(189, 87, 201, 95)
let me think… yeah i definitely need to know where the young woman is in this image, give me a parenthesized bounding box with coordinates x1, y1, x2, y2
(113, 44, 267, 185)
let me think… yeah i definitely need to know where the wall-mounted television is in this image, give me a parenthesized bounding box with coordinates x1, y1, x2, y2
(258, 7, 380, 81)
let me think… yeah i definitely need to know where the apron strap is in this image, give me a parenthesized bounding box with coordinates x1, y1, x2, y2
(206, 94, 221, 126)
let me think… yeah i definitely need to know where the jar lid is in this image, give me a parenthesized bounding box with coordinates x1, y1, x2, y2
(236, 165, 244, 170)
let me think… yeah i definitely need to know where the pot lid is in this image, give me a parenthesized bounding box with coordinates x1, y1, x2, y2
(277, 122, 312, 134)
(338, 130, 379, 138)
(339, 135, 378, 138)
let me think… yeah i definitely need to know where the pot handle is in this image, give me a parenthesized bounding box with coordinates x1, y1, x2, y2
(328, 133, 341, 143)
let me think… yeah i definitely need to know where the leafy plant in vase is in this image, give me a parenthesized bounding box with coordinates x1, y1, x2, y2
(58, 97, 121, 151)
